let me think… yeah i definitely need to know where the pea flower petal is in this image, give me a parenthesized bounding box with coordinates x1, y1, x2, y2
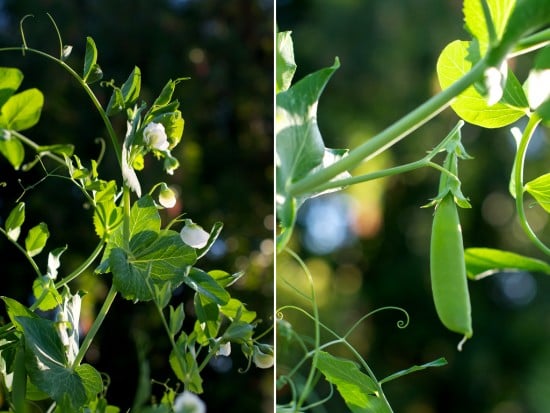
(143, 122, 169, 151)
(180, 220, 209, 249)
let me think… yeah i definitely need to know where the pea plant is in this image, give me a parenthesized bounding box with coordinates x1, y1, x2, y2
(276, 0, 550, 411)
(0, 15, 272, 413)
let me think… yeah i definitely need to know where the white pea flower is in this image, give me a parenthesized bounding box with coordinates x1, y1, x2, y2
(143, 122, 169, 151)
(484, 62, 507, 106)
(252, 345, 274, 369)
(158, 183, 177, 208)
(180, 220, 209, 249)
(173, 390, 206, 413)
(216, 341, 231, 357)
(525, 69, 550, 110)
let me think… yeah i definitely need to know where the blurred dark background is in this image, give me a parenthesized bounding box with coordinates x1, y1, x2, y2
(277, 1, 550, 413)
(0, 0, 273, 411)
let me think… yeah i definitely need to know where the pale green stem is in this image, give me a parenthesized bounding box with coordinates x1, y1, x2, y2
(73, 284, 117, 367)
(287, 59, 487, 197)
(10, 130, 67, 166)
(0, 227, 41, 276)
(28, 241, 105, 312)
(513, 113, 550, 256)
(0, 46, 122, 166)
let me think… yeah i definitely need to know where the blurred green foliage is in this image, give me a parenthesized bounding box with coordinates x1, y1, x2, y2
(0, 0, 273, 411)
(277, 1, 550, 412)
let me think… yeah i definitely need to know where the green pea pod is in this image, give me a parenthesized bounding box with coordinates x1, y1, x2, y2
(12, 342, 27, 412)
(430, 194, 473, 346)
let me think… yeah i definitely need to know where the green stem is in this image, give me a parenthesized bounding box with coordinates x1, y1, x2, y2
(513, 113, 550, 255)
(73, 283, 117, 367)
(287, 59, 487, 197)
(0, 46, 122, 167)
(122, 186, 132, 248)
(54, 241, 105, 288)
(11, 130, 67, 166)
(0, 227, 41, 276)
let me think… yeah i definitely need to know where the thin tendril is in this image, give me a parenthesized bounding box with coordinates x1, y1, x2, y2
(46, 13, 64, 59)
(19, 14, 34, 51)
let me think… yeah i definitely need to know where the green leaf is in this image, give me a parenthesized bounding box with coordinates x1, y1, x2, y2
(0, 132, 25, 169)
(32, 276, 62, 311)
(97, 195, 161, 273)
(169, 304, 185, 337)
(379, 358, 447, 385)
(465, 247, 550, 279)
(316, 351, 383, 412)
(219, 298, 256, 323)
(106, 66, 141, 114)
(0, 88, 44, 131)
(463, 0, 516, 55)
(25, 223, 49, 257)
(184, 268, 230, 305)
(276, 57, 340, 243)
(4, 201, 25, 241)
(0, 67, 24, 108)
(16, 315, 101, 409)
(120, 66, 141, 108)
(169, 344, 203, 393)
(111, 231, 196, 301)
(2, 297, 37, 331)
(525, 173, 550, 212)
(83, 37, 103, 84)
(436, 40, 527, 128)
(149, 110, 184, 149)
(276, 31, 297, 93)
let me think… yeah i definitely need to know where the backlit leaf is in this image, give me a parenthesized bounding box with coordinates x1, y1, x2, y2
(525, 172, 550, 213)
(0, 67, 24, 108)
(437, 40, 527, 128)
(465, 247, 550, 279)
(25, 223, 49, 257)
(4, 201, 25, 241)
(0, 88, 44, 131)
(316, 351, 381, 412)
(276, 31, 296, 93)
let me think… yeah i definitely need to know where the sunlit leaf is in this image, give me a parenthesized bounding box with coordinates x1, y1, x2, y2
(463, 0, 516, 55)
(379, 358, 447, 385)
(316, 351, 382, 412)
(184, 268, 230, 305)
(276, 57, 340, 249)
(437, 40, 527, 128)
(276, 31, 296, 93)
(4, 201, 25, 241)
(0, 88, 44, 131)
(25, 223, 49, 257)
(465, 247, 550, 279)
(525, 172, 550, 213)
(0, 131, 25, 169)
(0, 67, 24, 108)
(83, 37, 102, 84)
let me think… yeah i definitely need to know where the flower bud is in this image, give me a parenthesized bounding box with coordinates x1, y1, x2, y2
(143, 122, 169, 151)
(180, 220, 209, 249)
(252, 344, 273, 369)
(158, 183, 177, 208)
